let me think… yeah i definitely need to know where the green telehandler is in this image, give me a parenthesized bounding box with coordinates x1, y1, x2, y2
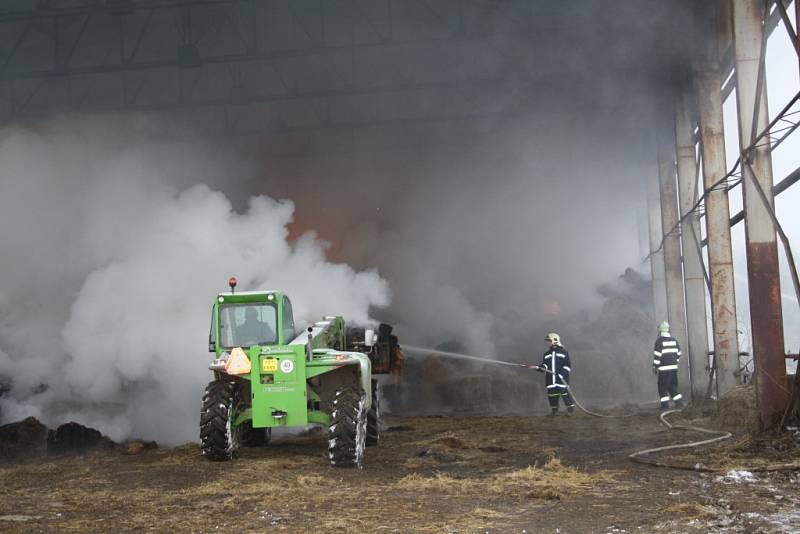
(200, 277, 402, 467)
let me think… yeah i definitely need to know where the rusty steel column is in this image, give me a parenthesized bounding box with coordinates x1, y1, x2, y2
(730, 0, 788, 428)
(648, 172, 669, 323)
(675, 91, 711, 401)
(657, 115, 691, 396)
(693, 14, 741, 398)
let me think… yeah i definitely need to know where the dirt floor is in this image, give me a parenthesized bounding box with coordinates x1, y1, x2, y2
(1, 411, 799, 533)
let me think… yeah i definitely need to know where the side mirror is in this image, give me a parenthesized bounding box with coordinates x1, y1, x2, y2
(208, 333, 216, 352)
(364, 329, 376, 347)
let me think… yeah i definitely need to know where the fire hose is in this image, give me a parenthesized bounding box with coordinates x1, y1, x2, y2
(627, 409, 732, 471)
(405, 346, 737, 467)
(523, 364, 800, 473)
(519, 364, 735, 468)
(518, 363, 636, 419)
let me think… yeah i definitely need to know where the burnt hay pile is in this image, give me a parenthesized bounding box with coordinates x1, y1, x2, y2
(0, 417, 121, 461)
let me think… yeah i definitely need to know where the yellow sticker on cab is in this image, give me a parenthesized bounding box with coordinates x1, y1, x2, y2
(261, 358, 278, 372)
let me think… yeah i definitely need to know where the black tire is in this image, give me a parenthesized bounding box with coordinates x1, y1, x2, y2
(200, 380, 242, 460)
(366, 379, 380, 447)
(241, 423, 272, 447)
(327, 386, 367, 468)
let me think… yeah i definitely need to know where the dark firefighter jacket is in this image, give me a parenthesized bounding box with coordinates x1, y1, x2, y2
(653, 334, 682, 372)
(541, 344, 571, 391)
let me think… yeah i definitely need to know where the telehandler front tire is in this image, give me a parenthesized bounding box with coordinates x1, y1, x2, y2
(200, 380, 242, 460)
(327, 386, 367, 468)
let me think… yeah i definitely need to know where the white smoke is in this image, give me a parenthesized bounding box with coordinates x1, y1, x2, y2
(0, 117, 389, 444)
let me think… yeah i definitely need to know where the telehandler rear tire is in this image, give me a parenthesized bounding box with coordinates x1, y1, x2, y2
(327, 386, 367, 468)
(366, 379, 380, 447)
(200, 380, 242, 460)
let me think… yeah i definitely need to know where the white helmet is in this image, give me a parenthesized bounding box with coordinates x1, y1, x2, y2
(658, 321, 670, 333)
(545, 332, 561, 345)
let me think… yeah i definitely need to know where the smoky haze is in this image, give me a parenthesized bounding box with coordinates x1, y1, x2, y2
(0, 117, 389, 443)
(0, 1, 701, 441)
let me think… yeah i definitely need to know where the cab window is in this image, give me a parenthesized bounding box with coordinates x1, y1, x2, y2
(219, 303, 278, 348)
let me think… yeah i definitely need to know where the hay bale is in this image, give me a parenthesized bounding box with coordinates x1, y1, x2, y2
(399, 352, 539, 413)
(46, 422, 112, 454)
(439, 375, 494, 411)
(717, 385, 758, 432)
(420, 356, 462, 384)
(0, 417, 48, 460)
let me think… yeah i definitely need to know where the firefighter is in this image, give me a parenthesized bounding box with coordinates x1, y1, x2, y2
(653, 321, 684, 409)
(538, 332, 575, 417)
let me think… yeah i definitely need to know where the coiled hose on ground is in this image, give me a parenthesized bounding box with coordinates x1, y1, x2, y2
(628, 409, 732, 471)
(405, 347, 792, 471)
(525, 365, 737, 469)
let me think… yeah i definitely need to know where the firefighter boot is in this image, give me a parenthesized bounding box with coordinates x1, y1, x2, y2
(675, 399, 685, 409)
(547, 407, 558, 418)
(660, 401, 669, 410)
(566, 406, 574, 417)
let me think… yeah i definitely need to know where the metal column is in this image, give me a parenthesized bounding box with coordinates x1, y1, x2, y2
(657, 116, 691, 396)
(675, 92, 711, 401)
(730, 0, 787, 428)
(648, 173, 669, 323)
(694, 3, 740, 399)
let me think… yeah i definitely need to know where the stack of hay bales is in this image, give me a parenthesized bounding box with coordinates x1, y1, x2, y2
(393, 354, 541, 415)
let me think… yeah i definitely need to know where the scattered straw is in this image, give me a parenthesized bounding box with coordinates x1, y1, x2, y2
(296, 474, 325, 487)
(471, 508, 504, 519)
(395, 473, 462, 492)
(394, 457, 613, 501)
(663, 502, 718, 519)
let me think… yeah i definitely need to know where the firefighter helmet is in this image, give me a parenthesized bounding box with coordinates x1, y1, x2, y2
(658, 321, 670, 333)
(545, 332, 561, 345)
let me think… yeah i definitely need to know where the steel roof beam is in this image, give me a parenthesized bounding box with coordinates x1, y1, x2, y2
(0, 1, 237, 22)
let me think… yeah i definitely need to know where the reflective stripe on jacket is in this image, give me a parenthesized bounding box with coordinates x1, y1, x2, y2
(653, 334, 681, 372)
(542, 345, 571, 387)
